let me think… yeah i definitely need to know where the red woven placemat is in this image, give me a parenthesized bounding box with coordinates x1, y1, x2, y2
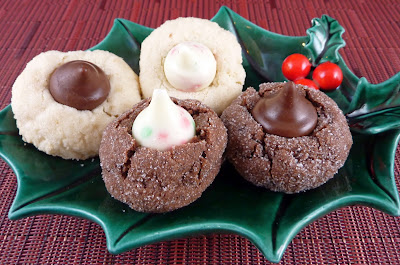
(1, 0, 400, 264)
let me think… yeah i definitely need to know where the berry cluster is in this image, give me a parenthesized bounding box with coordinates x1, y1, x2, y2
(282, 54, 343, 91)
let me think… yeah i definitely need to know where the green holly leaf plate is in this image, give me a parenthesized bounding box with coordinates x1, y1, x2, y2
(1, 6, 400, 263)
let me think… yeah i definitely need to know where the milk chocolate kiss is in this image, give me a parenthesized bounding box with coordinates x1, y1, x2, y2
(251, 82, 318, 137)
(49, 60, 110, 110)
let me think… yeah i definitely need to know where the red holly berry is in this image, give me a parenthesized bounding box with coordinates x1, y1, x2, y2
(282, 54, 312, 81)
(294, 78, 319, 90)
(312, 62, 343, 90)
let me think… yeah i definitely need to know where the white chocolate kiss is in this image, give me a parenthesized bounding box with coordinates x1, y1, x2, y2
(163, 41, 217, 92)
(132, 89, 196, 151)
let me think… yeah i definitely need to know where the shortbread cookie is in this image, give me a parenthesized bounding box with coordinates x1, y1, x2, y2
(139, 17, 246, 115)
(11, 50, 141, 160)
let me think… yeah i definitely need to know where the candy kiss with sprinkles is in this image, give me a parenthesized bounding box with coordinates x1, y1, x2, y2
(163, 41, 217, 92)
(132, 88, 196, 151)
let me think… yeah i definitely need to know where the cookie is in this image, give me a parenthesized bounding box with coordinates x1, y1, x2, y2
(139, 17, 246, 115)
(11, 50, 141, 160)
(221, 82, 353, 193)
(99, 97, 227, 213)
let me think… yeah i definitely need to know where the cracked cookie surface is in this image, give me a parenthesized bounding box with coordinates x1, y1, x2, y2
(221, 82, 353, 193)
(99, 97, 227, 213)
(11, 50, 141, 160)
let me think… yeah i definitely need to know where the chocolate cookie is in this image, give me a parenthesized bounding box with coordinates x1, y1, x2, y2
(221, 82, 353, 193)
(99, 98, 227, 212)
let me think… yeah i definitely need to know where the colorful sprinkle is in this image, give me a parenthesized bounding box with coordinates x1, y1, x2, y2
(158, 132, 169, 141)
(181, 117, 191, 128)
(141, 127, 152, 138)
(190, 43, 205, 51)
(170, 47, 177, 55)
(192, 84, 202, 90)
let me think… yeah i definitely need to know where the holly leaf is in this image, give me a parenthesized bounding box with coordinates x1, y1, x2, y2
(305, 15, 346, 65)
(90, 19, 153, 74)
(346, 73, 400, 134)
(216, 7, 309, 87)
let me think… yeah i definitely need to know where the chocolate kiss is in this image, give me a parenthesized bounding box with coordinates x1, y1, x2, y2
(251, 82, 318, 137)
(49, 60, 110, 110)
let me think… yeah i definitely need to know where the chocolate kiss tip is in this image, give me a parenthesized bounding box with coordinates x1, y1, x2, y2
(251, 82, 318, 137)
(49, 60, 110, 111)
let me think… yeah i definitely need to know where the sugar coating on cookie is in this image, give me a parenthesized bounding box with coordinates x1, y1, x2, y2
(139, 17, 246, 115)
(100, 97, 228, 213)
(221, 82, 353, 193)
(11, 50, 141, 160)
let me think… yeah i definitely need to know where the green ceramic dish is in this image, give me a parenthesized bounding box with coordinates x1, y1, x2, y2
(2, 6, 400, 263)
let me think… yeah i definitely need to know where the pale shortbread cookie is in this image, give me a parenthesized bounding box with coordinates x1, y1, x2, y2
(139, 17, 246, 115)
(11, 50, 141, 160)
